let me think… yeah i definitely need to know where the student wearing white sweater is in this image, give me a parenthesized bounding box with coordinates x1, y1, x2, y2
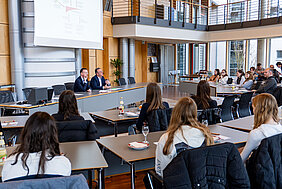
(155, 97, 214, 177)
(235, 70, 246, 86)
(219, 69, 229, 85)
(241, 93, 282, 162)
(2, 112, 71, 182)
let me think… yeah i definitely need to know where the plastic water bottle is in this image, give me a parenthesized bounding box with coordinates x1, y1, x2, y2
(0, 132, 7, 165)
(119, 97, 124, 115)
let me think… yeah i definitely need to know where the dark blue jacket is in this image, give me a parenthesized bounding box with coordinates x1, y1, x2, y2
(163, 143, 250, 189)
(74, 77, 90, 92)
(246, 133, 282, 189)
(90, 75, 107, 90)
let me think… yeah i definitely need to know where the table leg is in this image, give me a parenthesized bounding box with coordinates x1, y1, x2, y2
(88, 169, 93, 189)
(114, 122, 118, 137)
(129, 162, 136, 189)
(97, 168, 105, 189)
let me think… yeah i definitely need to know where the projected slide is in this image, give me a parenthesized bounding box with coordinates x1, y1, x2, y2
(34, 0, 103, 49)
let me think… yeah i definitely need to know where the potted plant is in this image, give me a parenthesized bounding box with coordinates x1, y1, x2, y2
(110, 58, 123, 85)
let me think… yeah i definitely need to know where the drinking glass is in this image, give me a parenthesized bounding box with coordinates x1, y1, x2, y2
(142, 125, 149, 144)
(202, 120, 208, 127)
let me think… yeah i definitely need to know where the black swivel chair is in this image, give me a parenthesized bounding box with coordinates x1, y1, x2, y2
(237, 92, 253, 118)
(0, 91, 15, 116)
(273, 87, 282, 107)
(52, 85, 66, 95)
(22, 88, 34, 100)
(227, 78, 233, 84)
(128, 77, 136, 84)
(56, 120, 99, 142)
(64, 82, 75, 91)
(118, 78, 127, 86)
(147, 108, 173, 132)
(197, 108, 221, 125)
(220, 95, 236, 122)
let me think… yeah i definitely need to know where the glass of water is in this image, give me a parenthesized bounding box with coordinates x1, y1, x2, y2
(202, 120, 208, 127)
(142, 125, 149, 144)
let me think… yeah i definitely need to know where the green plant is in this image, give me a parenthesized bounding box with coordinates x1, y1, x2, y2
(110, 58, 123, 84)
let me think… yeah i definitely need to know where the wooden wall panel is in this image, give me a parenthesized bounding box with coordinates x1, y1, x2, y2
(0, 0, 11, 85)
(0, 56, 11, 85)
(0, 24, 9, 55)
(135, 41, 143, 83)
(0, 0, 8, 24)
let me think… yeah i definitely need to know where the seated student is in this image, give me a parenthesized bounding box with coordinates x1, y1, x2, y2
(136, 83, 169, 131)
(241, 71, 254, 90)
(235, 70, 245, 85)
(256, 68, 277, 94)
(191, 80, 217, 110)
(241, 93, 282, 162)
(155, 97, 214, 177)
(208, 69, 220, 82)
(2, 112, 71, 182)
(52, 90, 84, 121)
(90, 68, 111, 90)
(74, 68, 91, 92)
(219, 69, 228, 85)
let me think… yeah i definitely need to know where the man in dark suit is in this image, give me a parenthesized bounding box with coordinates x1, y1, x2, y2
(74, 68, 91, 92)
(90, 68, 111, 90)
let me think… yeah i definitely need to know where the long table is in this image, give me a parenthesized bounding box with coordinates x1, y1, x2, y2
(179, 80, 251, 96)
(219, 115, 254, 132)
(0, 112, 94, 129)
(0, 83, 149, 115)
(0, 141, 108, 189)
(97, 125, 248, 189)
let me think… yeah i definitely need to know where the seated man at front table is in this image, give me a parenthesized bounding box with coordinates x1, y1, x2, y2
(256, 68, 277, 94)
(90, 68, 111, 90)
(74, 68, 91, 92)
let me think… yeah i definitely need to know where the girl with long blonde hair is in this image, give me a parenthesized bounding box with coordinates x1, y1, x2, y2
(241, 93, 282, 162)
(155, 97, 214, 177)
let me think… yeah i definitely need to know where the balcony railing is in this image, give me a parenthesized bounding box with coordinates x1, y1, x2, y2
(112, 0, 282, 31)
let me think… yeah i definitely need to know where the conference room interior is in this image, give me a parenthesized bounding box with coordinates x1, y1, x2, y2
(0, 0, 282, 188)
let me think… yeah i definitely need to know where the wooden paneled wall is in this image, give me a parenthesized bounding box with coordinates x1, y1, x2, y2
(0, 0, 11, 85)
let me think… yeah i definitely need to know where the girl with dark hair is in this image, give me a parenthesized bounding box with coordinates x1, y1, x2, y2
(208, 69, 220, 82)
(242, 71, 254, 90)
(155, 97, 214, 177)
(52, 90, 84, 121)
(191, 80, 217, 110)
(236, 70, 245, 85)
(136, 83, 169, 131)
(219, 69, 228, 85)
(2, 112, 71, 181)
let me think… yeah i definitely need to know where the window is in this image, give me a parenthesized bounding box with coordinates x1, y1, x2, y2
(177, 44, 188, 75)
(248, 39, 257, 70)
(277, 50, 282, 59)
(193, 44, 206, 73)
(228, 40, 245, 76)
(209, 41, 226, 72)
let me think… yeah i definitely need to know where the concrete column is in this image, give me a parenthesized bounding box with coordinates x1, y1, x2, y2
(75, 49, 82, 78)
(257, 39, 266, 67)
(8, 0, 25, 100)
(129, 39, 135, 78)
(120, 38, 128, 79)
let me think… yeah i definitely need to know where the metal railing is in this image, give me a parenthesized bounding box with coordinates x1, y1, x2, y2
(209, 0, 282, 25)
(112, 0, 208, 26)
(112, 0, 282, 27)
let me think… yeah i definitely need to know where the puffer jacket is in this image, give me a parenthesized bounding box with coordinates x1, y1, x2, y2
(163, 142, 250, 189)
(246, 133, 282, 189)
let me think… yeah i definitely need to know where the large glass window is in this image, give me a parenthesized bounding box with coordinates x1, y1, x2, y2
(269, 37, 282, 66)
(209, 41, 226, 72)
(228, 40, 246, 76)
(177, 44, 188, 75)
(193, 44, 206, 73)
(247, 39, 258, 70)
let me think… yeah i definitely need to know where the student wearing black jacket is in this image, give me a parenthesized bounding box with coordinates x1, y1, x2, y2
(136, 83, 169, 131)
(256, 68, 277, 94)
(52, 90, 84, 121)
(90, 68, 111, 90)
(74, 68, 90, 92)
